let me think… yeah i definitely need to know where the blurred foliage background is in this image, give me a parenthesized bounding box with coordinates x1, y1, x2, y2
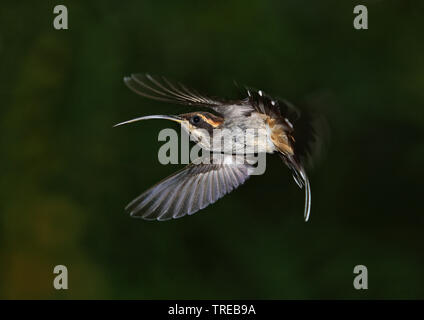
(0, 0, 423, 299)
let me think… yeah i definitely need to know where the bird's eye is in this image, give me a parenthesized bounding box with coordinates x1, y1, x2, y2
(192, 116, 201, 124)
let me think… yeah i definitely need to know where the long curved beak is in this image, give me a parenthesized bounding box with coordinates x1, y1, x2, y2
(113, 115, 183, 127)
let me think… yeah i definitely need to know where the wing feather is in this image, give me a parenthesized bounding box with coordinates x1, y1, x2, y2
(124, 73, 255, 117)
(126, 155, 252, 220)
(124, 74, 225, 108)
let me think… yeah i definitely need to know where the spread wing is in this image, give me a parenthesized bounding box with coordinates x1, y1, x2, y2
(126, 154, 254, 221)
(124, 73, 254, 117)
(124, 73, 226, 108)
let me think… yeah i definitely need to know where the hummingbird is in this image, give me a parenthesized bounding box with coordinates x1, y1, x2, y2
(116, 74, 320, 222)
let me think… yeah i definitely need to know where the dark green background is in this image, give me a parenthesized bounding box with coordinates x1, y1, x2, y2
(1, 0, 423, 299)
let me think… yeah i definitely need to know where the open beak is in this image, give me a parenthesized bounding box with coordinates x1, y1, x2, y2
(113, 115, 183, 127)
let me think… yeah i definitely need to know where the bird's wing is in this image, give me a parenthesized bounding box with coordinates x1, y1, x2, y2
(126, 154, 254, 221)
(124, 74, 254, 117)
(125, 73, 226, 108)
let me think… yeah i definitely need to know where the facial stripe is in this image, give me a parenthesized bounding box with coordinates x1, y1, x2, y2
(198, 113, 223, 128)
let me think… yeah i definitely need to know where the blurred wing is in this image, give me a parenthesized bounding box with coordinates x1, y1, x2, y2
(291, 106, 328, 169)
(124, 74, 254, 117)
(249, 88, 327, 169)
(126, 155, 253, 221)
(124, 73, 227, 108)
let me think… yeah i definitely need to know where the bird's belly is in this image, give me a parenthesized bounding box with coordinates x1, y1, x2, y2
(205, 126, 277, 154)
(194, 113, 292, 155)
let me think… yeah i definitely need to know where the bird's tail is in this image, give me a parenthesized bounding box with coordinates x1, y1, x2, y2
(283, 101, 328, 221)
(282, 155, 311, 222)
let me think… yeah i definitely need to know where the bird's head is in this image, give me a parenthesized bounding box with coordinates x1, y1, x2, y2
(114, 111, 224, 145)
(178, 112, 224, 143)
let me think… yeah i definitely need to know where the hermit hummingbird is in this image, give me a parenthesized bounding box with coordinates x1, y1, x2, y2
(115, 74, 321, 222)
